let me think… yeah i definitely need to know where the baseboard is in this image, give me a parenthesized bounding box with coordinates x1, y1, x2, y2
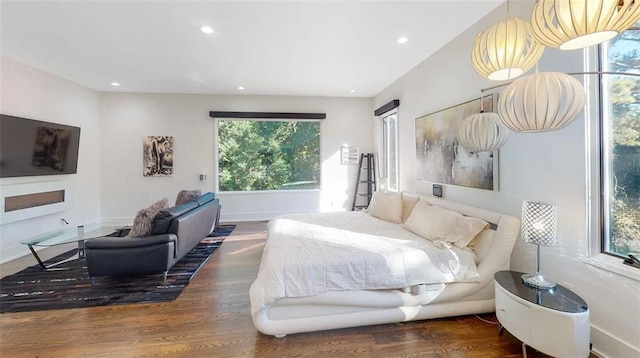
(1, 246, 31, 265)
(220, 210, 304, 223)
(591, 324, 640, 357)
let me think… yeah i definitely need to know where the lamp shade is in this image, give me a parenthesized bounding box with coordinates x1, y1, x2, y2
(521, 201, 557, 246)
(471, 17, 545, 81)
(497, 71, 586, 132)
(531, 0, 640, 50)
(457, 112, 509, 152)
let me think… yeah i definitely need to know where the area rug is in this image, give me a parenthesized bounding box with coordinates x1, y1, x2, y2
(0, 224, 236, 313)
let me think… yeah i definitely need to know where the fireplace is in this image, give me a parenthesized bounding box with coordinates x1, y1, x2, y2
(0, 181, 69, 225)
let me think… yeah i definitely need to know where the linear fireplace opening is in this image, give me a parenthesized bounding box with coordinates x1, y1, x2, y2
(4, 190, 65, 212)
(0, 181, 69, 225)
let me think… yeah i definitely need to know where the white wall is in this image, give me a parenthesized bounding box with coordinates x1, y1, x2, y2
(0, 57, 102, 263)
(99, 93, 373, 224)
(373, 2, 640, 356)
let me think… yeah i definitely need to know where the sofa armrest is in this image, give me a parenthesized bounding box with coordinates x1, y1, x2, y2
(85, 234, 177, 250)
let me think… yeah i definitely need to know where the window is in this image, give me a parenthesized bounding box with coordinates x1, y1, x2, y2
(217, 119, 320, 191)
(599, 22, 640, 258)
(381, 112, 399, 192)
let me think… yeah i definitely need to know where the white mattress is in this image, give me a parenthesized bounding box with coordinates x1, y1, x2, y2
(249, 211, 480, 315)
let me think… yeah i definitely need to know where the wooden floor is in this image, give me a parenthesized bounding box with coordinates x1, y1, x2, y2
(0, 222, 573, 357)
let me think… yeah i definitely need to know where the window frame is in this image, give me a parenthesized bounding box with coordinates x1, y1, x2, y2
(214, 117, 322, 193)
(380, 110, 399, 192)
(598, 42, 618, 259)
(584, 39, 640, 282)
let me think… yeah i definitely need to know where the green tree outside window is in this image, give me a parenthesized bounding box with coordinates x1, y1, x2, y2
(218, 120, 321, 191)
(602, 22, 640, 257)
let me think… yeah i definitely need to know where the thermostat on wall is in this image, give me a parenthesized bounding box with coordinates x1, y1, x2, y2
(432, 184, 442, 197)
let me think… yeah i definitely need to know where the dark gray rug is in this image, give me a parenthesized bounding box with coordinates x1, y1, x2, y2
(0, 224, 235, 313)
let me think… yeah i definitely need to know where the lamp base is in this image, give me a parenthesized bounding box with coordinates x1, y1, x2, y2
(521, 272, 556, 290)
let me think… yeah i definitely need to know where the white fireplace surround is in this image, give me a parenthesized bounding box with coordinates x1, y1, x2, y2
(0, 181, 69, 225)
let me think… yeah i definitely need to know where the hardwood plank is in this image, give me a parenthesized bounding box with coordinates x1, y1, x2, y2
(0, 222, 595, 357)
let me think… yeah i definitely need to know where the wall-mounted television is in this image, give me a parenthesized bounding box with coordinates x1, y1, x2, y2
(0, 114, 81, 178)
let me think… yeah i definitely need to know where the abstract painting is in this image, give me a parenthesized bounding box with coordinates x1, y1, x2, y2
(415, 95, 497, 190)
(143, 136, 173, 177)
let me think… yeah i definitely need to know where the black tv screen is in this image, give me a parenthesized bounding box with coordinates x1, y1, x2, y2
(0, 114, 81, 178)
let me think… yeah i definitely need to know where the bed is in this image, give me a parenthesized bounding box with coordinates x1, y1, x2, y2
(250, 193, 520, 337)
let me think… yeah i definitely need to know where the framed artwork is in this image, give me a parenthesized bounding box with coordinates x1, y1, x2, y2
(341, 146, 359, 165)
(143, 136, 173, 177)
(415, 95, 498, 190)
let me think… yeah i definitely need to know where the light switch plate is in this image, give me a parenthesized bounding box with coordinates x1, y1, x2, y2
(433, 184, 443, 197)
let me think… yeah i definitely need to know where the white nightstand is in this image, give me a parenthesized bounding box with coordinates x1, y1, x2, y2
(494, 270, 590, 358)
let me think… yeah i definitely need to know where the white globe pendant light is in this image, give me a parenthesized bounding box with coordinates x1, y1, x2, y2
(472, 17, 545, 81)
(531, 0, 640, 50)
(458, 112, 510, 152)
(497, 72, 586, 132)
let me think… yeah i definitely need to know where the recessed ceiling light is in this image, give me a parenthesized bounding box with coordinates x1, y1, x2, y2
(238, 86, 245, 90)
(110, 82, 120, 87)
(349, 89, 356, 93)
(200, 26, 214, 34)
(397, 36, 409, 44)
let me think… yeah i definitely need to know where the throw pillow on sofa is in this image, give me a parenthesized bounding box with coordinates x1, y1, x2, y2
(175, 189, 202, 206)
(366, 190, 403, 224)
(404, 200, 488, 248)
(128, 198, 169, 238)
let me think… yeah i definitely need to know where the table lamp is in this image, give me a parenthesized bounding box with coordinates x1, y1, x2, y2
(521, 200, 558, 289)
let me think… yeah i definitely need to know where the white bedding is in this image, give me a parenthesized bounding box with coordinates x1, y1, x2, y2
(250, 211, 480, 315)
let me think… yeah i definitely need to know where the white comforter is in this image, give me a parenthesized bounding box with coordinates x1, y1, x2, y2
(250, 211, 479, 314)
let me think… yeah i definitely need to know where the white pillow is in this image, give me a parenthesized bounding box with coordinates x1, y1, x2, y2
(366, 191, 403, 224)
(401, 192, 421, 223)
(404, 200, 489, 248)
(468, 228, 495, 265)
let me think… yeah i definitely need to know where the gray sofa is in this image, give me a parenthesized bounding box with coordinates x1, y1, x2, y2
(85, 192, 221, 284)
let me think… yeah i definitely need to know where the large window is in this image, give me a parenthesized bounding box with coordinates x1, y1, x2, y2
(217, 120, 320, 191)
(599, 22, 640, 258)
(381, 112, 399, 192)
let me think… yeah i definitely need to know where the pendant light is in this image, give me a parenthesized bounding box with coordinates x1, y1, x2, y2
(458, 98, 509, 152)
(531, 0, 640, 50)
(497, 72, 586, 132)
(471, 0, 544, 81)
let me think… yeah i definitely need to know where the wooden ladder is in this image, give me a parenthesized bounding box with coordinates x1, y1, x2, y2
(351, 153, 377, 211)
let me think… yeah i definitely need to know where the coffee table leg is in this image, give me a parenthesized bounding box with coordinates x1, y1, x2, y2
(78, 239, 85, 259)
(28, 244, 81, 270)
(28, 245, 47, 269)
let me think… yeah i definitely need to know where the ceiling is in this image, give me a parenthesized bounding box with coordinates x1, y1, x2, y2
(1, 1, 503, 98)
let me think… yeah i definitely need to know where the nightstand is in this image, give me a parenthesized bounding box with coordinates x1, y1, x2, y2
(494, 270, 590, 358)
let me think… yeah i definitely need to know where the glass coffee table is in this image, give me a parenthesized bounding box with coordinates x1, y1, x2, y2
(21, 224, 127, 270)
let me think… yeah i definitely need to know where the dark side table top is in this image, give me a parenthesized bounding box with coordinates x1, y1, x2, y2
(494, 270, 588, 314)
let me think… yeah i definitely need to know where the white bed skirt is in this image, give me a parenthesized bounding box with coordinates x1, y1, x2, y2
(253, 296, 496, 337)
